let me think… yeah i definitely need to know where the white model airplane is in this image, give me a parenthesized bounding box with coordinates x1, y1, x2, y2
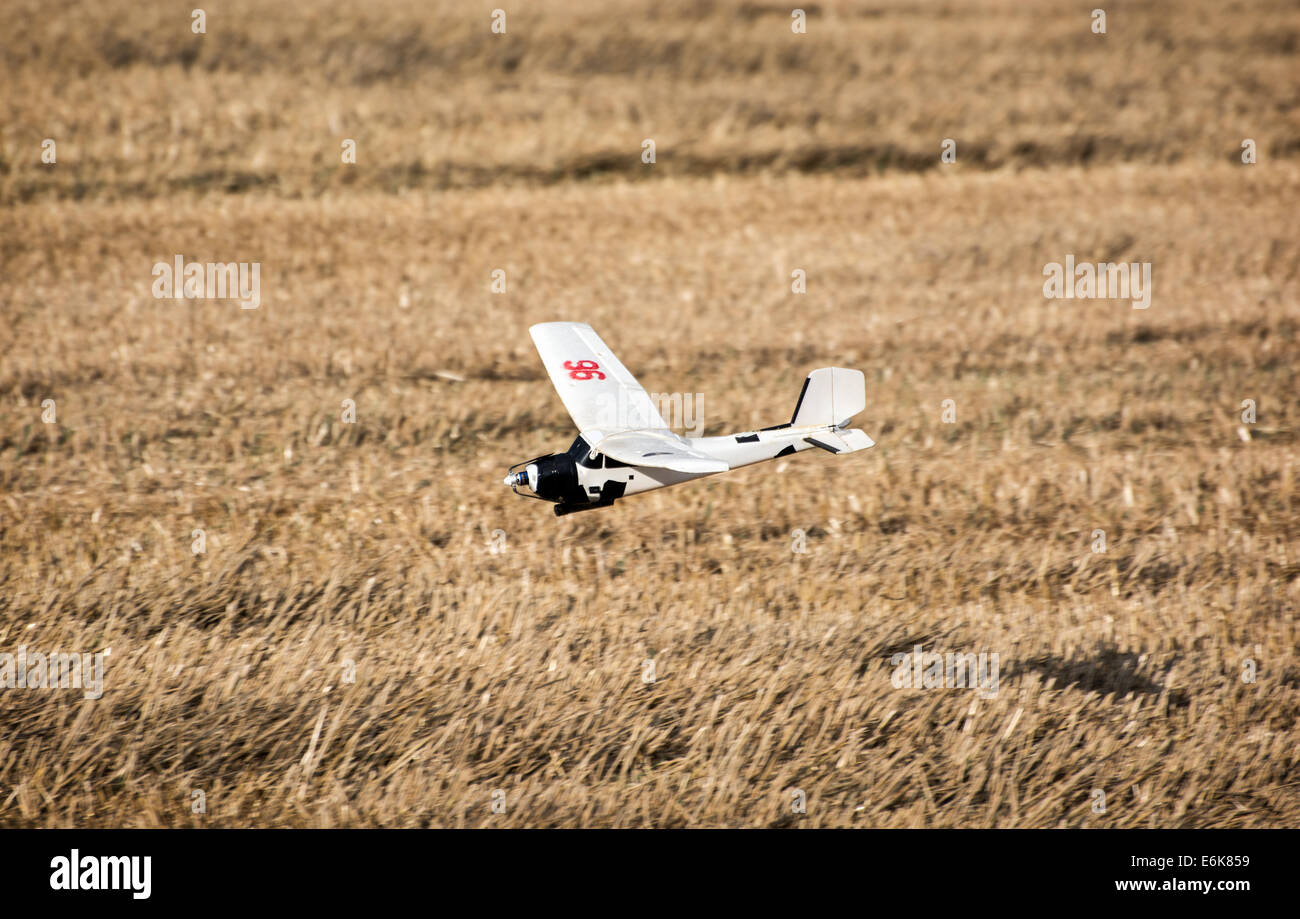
(504, 322, 875, 516)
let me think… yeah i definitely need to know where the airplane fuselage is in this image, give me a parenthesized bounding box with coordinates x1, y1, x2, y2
(506, 424, 849, 516)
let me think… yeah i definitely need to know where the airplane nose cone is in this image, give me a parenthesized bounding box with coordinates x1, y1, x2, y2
(504, 464, 539, 493)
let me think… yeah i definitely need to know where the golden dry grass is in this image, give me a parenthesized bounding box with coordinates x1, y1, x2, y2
(0, 0, 1297, 827)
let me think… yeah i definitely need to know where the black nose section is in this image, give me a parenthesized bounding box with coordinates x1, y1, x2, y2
(532, 453, 586, 504)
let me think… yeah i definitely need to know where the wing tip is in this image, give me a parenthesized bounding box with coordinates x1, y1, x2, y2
(529, 320, 593, 335)
(667, 458, 730, 474)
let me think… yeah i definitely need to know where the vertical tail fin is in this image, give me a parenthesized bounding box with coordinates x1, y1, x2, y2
(791, 368, 866, 427)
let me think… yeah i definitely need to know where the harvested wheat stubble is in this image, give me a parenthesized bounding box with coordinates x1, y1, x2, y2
(0, 0, 1297, 827)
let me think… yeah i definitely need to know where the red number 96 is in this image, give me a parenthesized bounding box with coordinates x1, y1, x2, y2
(564, 360, 605, 381)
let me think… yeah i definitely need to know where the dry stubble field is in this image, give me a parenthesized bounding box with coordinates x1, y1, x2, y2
(1, 0, 1298, 827)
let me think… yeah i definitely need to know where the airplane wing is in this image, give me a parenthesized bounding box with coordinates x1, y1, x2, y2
(594, 430, 729, 474)
(529, 322, 669, 434)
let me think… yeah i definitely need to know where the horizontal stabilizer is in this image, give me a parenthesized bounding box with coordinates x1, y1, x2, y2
(803, 428, 875, 455)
